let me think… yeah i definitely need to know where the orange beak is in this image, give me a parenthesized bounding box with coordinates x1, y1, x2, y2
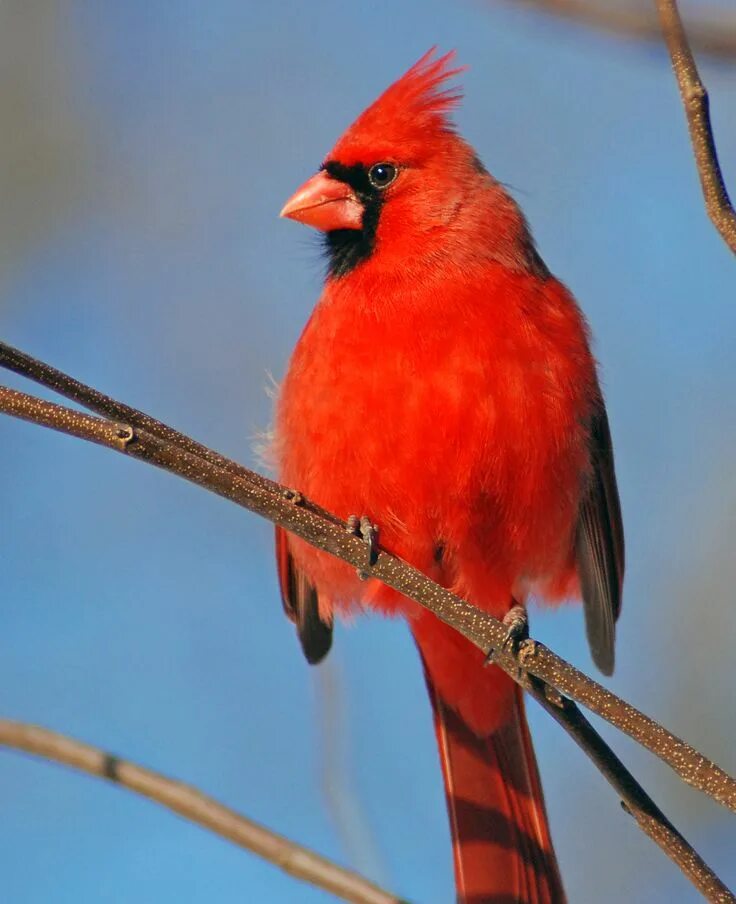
(280, 170, 363, 232)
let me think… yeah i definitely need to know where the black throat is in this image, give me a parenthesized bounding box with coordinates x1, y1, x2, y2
(322, 161, 383, 279)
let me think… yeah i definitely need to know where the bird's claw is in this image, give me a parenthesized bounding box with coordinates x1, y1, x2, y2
(347, 514, 379, 580)
(282, 487, 304, 505)
(501, 605, 529, 653)
(484, 604, 529, 665)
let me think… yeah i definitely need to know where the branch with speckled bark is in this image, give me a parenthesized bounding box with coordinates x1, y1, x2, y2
(1, 341, 734, 901)
(656, 0, 736, 253)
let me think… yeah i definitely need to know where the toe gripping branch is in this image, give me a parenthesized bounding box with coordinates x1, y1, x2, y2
(347, 515, 379, 579)
(484, 604, 529, 666)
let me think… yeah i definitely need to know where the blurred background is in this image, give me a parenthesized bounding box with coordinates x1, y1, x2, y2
(1, 2, 734, 901)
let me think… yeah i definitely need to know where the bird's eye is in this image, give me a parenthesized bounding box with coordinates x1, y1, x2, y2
(368, 162, 397, 189)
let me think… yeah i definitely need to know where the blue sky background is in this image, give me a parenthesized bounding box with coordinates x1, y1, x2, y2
(1, 2, 735, 902)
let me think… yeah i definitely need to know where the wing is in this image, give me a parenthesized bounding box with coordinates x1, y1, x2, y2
(575, 400, 625, 676)
(275, 525, 333, 664)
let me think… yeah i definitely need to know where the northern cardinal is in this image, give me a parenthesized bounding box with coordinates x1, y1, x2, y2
(274, 50, 623, 904)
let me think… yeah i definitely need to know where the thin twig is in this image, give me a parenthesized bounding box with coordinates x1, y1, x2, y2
(656, 0, 736, 253)
(3, 351, 730, 810)
(0, 386, 135, 452)
(504, 0, 736, 60)
(0, 342, 342, 524)
(0, 342, 344, 526)
(0, 720, 403, 904)
(1, 351, 735, 900)
(526, 680, 735, 903)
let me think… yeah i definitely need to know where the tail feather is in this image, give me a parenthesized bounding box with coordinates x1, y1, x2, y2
(424, 667, 565, 903)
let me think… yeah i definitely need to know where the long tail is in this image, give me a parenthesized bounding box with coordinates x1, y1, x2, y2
(417, 641, 565, 903)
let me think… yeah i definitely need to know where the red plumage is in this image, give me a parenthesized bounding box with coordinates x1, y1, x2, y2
(274, 50, 623, 903)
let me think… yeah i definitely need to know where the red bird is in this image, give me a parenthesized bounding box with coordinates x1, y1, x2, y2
(274, 51, 623, 904)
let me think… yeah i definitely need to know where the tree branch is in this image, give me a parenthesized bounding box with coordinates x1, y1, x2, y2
(0, 342, 344, 525)
(656, 0, 736, 253)
(1, 343, 735, 900)
(1, 345, 733, 811)
(504, 0, 736, 60)
(525, 680, 734, 902)
(0, 719, 403, 904)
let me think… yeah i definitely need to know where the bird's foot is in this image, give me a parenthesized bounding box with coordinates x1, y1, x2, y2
(346, 514, 379, 580)
(282, 487, 304, 505)
(484, 604, 529, 665)
(501, 605, 529, 652)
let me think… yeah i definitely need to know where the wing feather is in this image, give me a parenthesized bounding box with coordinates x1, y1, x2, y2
(275, 525, 333, 664)
(575, 403, 625, 676)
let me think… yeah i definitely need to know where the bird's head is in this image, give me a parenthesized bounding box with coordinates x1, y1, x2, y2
(281, 50, 537, 281)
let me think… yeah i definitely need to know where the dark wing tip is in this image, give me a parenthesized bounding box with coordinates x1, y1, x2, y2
(595, 650, 615, 677)
(576, 405, 624, 677)
(586, 613, 615, 676)
(577, 518, 617, 676)
(298, 602, 333, 664)
(275, 526, 333, 665)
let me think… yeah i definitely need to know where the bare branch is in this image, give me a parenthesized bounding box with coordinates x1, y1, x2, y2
(0, 720, 403, 904)
(1, 343, 735, 900)
(0, 342, 344, 524)
(0, 385, 135, 451)
(656, 0, 736, 253)
(505, 0, 736, 60)
(526, 680, 735, 902)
